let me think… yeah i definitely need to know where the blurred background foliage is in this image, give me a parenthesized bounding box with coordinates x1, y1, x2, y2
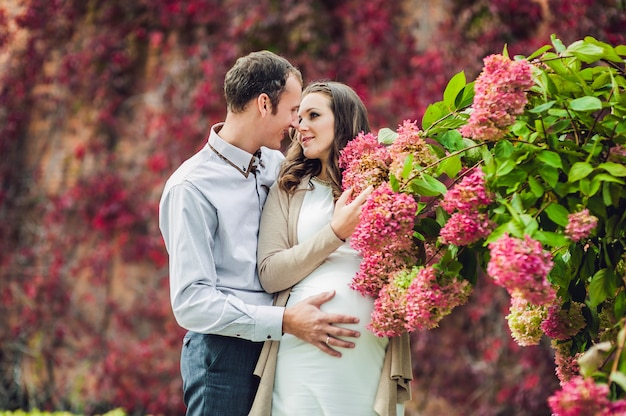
(0, 0, 624, 415)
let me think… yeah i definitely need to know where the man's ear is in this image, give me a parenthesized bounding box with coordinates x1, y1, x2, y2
(257, 93, 270, 117)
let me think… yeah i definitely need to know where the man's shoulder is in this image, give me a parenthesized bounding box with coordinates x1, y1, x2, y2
(260, 147, 285, 167)
(163, 146, 219, 189)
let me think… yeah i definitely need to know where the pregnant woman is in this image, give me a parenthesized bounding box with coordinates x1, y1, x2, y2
(250, 81, 412, 416)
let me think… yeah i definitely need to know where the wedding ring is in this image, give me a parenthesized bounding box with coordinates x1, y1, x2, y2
(326, 336, 330, 345)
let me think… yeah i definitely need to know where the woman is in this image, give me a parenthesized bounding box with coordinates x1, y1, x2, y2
(250, 81, 412, 416)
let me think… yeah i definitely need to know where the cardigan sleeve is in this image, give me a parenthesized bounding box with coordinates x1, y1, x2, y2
(257, 179, 345, 293)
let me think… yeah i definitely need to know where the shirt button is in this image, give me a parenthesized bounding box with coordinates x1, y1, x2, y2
(266, 335, 271, 339)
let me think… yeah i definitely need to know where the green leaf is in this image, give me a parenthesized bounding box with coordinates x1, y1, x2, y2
(568, 162, 594, 182)
(436, 129, 465, 152)
(534, 230, 571, 248)
(615, 291, 626, 320)
(410, 177, 444, 197)
(539, 165, 559, 188)
(526, 44, 553, 61)
(378, 127, 398, 145)
(496, 159, 517, 177)
(551, 35, 566, 53)
(578, 341, 612, 377)
(443, 71, 466, 111)
(422, 173, 448, 195)
(537, 150, 563, 169)
(566, 40, 605, 63)
(598, 162, 626, 177)
(456, 83, 475, 109)
(422, 102, 447, 130)
(529, 100, 556, 113)
(611, 371, 626, 392)
(584, 36, 625, 62)
(588, 268, 617, 308)
(402, 154, 414, 179)
(593, 173, 625, 185)
(528, 176, 544, 198)
(545, 203, 570, 227)
(436, 155, 463, 178)
(569, 96, 603, 112)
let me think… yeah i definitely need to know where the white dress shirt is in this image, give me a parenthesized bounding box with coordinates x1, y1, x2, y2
(159, 123, 285, 342)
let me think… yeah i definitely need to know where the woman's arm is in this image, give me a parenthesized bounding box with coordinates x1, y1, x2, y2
(257, 182, 344, 293)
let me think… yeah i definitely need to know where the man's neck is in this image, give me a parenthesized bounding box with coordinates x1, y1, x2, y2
(218, 113, 260, 155)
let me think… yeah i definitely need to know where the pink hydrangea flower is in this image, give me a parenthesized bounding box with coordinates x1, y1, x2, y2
(404, 266, 472, 331)
(460, 54, 534, 141)
(547, 376, 610, 416)
(553, 344, 581, 386)
(439, 211, 494, 246)
(487, 234, 556, 305)
(350, 250, 414, 297)
(541, 302, 586, 341)
(565, 209, 598, 242)
(602, 399, 626, 415)
(608, 144, 626, 163)
(339, 132, 390, 199)
(368, 271, 410, 337)
(351, 183, 417, 255)
(387, 119, 437, 179)
(440, 168, 493, 213)
(339, 131, 385, 170)
(341, 152, 390, 199)
(505, 295, 547, 346)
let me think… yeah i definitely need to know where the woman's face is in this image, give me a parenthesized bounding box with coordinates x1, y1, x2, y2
(297, 92, 335, 166)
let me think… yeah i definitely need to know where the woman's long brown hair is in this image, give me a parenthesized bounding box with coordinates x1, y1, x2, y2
(277, 81, 371, 200)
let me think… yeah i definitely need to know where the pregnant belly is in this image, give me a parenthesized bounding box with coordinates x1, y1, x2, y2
(285, 254, 375, 331)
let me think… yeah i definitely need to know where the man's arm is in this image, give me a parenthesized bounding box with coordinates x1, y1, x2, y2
(283, 291, 360, 358)
(160, 181, 283, 341)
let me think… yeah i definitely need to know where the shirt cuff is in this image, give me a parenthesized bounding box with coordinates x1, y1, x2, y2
(254, 304, 285, 341)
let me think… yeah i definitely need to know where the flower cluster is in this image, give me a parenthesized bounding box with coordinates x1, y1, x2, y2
(351, 182, 417, 255)
(403, 266, 472, 331)
(339, 132, 390, 199)
(547, 376, 611, 416)
(505, 296, 547, 346)
(553, 344, 581, 386)
(440, 168, 493, 213)
(341, 38, 626, 412)
(565, 209, 598, 242)
(368, 269, 412, 337)
(340, 124, 476, 336)
(350, 249, 416, 297)
(387, 119, 438, 180)
(541, 302, 586, 341)
(459, 54, 534, 141)
(367, 265, 471, 336)
(439, 168, 495, 246)
(487, 234, 556, 305)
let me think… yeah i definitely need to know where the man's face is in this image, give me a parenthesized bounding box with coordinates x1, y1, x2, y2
(262, 74, 302, 150)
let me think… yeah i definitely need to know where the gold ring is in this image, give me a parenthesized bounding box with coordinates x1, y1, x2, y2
(326, 336, 330, 344)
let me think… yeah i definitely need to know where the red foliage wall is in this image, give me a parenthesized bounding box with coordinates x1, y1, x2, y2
(0, 0, 624, 414)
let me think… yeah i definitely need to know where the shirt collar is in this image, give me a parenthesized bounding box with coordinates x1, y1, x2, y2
(208, 123, 261, 178)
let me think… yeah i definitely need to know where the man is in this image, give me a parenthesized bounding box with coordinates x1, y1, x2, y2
(159, 51, 361, 416)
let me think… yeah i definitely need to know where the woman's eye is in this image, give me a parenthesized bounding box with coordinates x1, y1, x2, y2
(309, 112, 319, 119)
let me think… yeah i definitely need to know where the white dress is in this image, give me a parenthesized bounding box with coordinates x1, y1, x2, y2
(271, 177, 389, 416)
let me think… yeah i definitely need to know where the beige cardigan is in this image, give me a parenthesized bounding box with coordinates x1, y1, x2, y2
(249, 176, 413, 416)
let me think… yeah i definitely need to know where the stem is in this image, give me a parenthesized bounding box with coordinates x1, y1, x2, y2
(609, 318, 626, 390)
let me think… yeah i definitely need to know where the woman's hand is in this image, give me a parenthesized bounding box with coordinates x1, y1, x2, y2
(330, 186, 373, 241)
